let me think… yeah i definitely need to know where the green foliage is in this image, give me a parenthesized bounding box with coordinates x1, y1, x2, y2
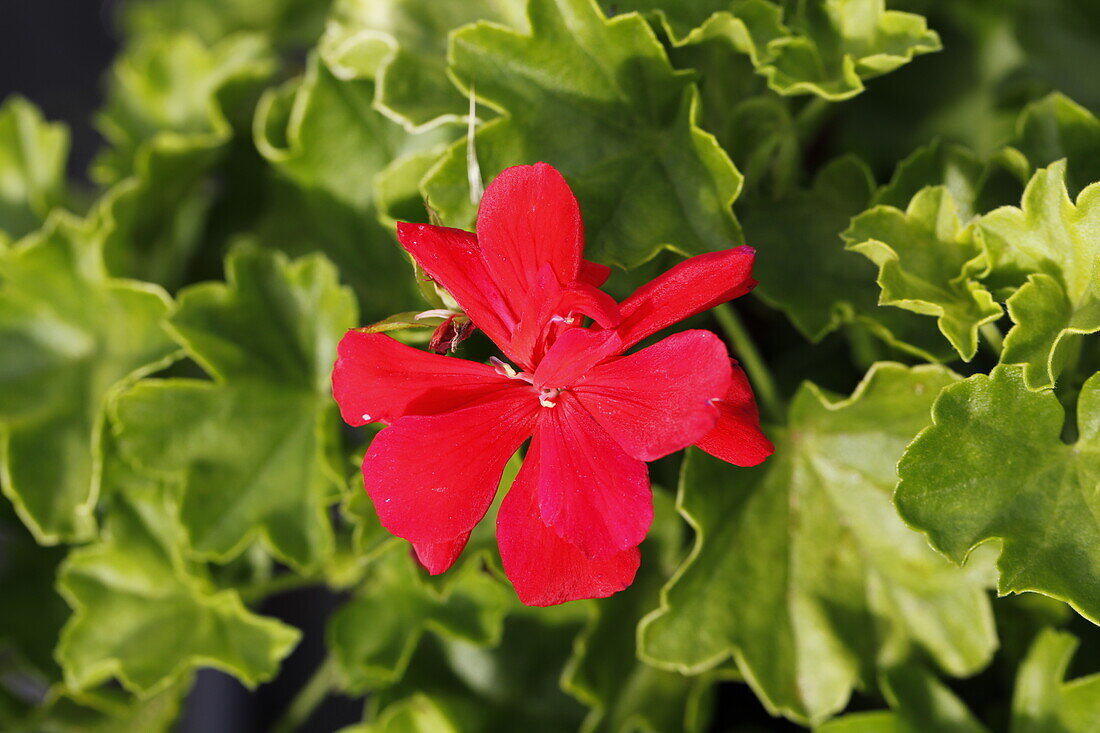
(112, 247, 355, 569)
(640, 364, 995, 725)
(0, 98, 69, 246)
(5, 0, 1100, 728)
(897, 365, 1100, 624)
(0, 214, 177, 543)
(56, 457, 300, 695)
(423, 0, 744, 269)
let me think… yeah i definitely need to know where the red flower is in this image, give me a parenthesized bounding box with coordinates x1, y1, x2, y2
(332, 163, 773, 605)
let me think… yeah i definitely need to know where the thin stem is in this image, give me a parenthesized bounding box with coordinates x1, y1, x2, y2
(238, 573, 322, 604)
(979, 322, 1003, 357)
(714, 303, 783, 422)
(271, 656, 340, 733)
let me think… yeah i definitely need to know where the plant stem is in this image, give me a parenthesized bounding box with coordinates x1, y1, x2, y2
(979, 322, 1003, 357)
(271, 656, 340, 733)
(714, 303, 783, 422)
(238, 573, 322, 604)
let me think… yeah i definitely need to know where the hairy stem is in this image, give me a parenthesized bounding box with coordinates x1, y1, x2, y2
(714, 303, 784, 423)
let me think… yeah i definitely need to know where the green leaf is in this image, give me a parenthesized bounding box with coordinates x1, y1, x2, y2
(0, 214, 178, 543)
(254, 40, 455, 317)
(818, 665, 988, 733)
(871, 139, 985, 217)
(327, 543, 510, 693)
(5, 680, 190, 733)
(423, 0, 744, 269)
(896, 365, 1100, 625)
(112, 247, 356, 569)
(1010, 93, 1100, 199)
(91, 32, 276, 284)
(610, 0, 940, 101)
(844, 186, 1002, 360)
(563, 491, 719, 733)
(56, 465, 299, 695)
(747, 156, 952, 361)
(121, 0, 332, 48)
(640, 363, 996, 725)
(326, 0, 527, 130)
(977, 162, 1100, 389)
(823, 630, 1100, 733)
(0, 97, 69, 245)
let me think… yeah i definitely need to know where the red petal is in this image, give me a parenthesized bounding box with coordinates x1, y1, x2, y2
(580, 260, 612, 288)
(615, 246, 756, 349)
(498, 436, 640, 606)
(535, 393, 652, 559)
(476, 163, 583, 308)
(696, 362, 775, 467)
(361, 390, 538, 545)
(534, 328, 622, 389)
(573, 330, 731, 461)
(396, 222, 517, 353)
(332, 331, 515, 426)
(411, 532, 471, 575)
(558, 281, 620, 328)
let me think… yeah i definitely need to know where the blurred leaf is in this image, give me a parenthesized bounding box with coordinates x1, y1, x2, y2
(640, 364, 996, 725)
(1010, 93, 1100, 199)
(817, 665, 987, 733)
(747, 156, 952, 361)
(327, 0, 527, 130)
(255, 39, 455, 317)
(424, 0, 744, 269)
(0, 97, 69, 245)
(120, 0, 332, 48)
(56, 460, 299, 695)
(822, 630, 1100, 732)
(328, 543, 510, 693)
(844, 186, 1002, 360)
(609, 0, 941, 100)
(5, 679, 189, 733)
(563, 492, 718, 733)
(92, 32, 275, 284)
(871, 138, 985, 217)
(896, 365, 1100, 625)
(113, 247, 355, 569)
(978, 163, 1100, 389)
(0, 214, 177, 543)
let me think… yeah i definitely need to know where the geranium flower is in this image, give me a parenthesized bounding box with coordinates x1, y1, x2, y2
(332, 163, 773, 605)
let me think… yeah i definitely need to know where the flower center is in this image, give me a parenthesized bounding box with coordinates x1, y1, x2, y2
(538, 386, 562, 408)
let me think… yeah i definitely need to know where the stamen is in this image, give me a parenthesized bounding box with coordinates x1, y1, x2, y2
(489, 356, 517, 378)
(361, 413, 372, 422)
(415, 308, 459, 321)
(538, 386, 562, 407)
(550, 314, 576, 325)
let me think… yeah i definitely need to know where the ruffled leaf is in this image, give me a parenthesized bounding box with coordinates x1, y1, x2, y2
(640, 364, 995, 725)
(0, 97, 69, 245)
(844, 186, 1002, 360)
(56, 467, 299, 695)
(978, 162, 1100, 389)
(748, 156, 951, 360)
(112, 247, 355, 569)
(0, 214, 177, 543)
(423, 0, 744, 270)
(609, 0, 940, 101)
(896, 365, 1100, 625)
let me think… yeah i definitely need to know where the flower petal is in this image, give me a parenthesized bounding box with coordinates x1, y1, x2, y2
(615, 246, 756, 349)
(695, 362, 775, 467)
(476, 162, 583, 307)
(411, 532, 471, 575)
(497, 439, 640, 606)
(579, 260, 612, 288)
(332, 331, 515, 426)
(535, 393, 651, 559)
(361, 390, 538, 545)
(396, 222, 517, 352)
(573, 330, 731, 461)
(534, 327, 622, 389)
